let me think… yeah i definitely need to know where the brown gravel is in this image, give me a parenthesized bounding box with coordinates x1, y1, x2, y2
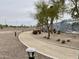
(0, 30, 27, 59)
(0, 28, 51, 59)
(32, 32, 79, 50)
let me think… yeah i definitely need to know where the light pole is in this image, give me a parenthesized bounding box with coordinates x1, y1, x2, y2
(26, 48, 36, 59)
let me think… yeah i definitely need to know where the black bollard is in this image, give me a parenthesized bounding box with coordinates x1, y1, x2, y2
(14, 32, 16, 37)
(29, 57, 35, 59)
(28, 52, 35, 59)
(26, 48, 36, 59)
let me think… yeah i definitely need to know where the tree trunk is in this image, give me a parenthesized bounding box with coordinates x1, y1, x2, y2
(50, 18, 53, 34)
(47, 23, 50, 39)
(41, 24, 43, 32)
(46, 18, 51, 39)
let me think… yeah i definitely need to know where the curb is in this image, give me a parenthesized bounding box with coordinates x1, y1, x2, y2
(18, 32, 58, 59)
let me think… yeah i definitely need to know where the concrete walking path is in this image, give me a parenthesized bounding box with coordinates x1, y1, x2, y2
(19, 31, 79, 59)
(0, 30, 27, 59)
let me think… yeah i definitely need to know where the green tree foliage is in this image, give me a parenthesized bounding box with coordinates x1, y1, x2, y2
(35, 1, 51, 39)
(34, 0, 65, 39)
(48, 0, 65, 33)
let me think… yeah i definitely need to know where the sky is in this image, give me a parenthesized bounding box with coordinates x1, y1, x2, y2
(0, 0, 38, 26)
(0, 0, 71, 26)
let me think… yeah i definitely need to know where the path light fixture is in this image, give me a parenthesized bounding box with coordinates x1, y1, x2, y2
(74, 11, 77, 16)
(26, 48, 36, 59)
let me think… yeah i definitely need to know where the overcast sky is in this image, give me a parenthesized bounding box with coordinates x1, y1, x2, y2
(0, 0, 71, 26)
(0, 0, 37, 26)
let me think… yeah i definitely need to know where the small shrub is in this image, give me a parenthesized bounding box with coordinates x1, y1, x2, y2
(37, 30, 41, 34)
(56, 39, 60, 42)
(1, 26, 3, 29)
(61, 40, 66, 44)
(67, 40, 70, 42)
(57, 31, 61, 34)
(47, 37, 50, 39)
(32, 30, 37, 35)
(43, 36, 47, 38)
(53, 29, 56, 33)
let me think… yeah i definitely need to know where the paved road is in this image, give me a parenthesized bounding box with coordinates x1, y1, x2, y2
(19, 31, 79, 59)
(0, 30, 50, 59)
(0, 31, 27, 59)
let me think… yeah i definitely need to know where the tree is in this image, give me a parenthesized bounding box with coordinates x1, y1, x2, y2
(34, 0, 65, 39)
(35, 12, 45, 30)
(46, 0, 65, 33)
(35, 1, 51, 39)
(69, 0, 79, 19)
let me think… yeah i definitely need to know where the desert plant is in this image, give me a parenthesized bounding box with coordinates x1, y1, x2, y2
(56, 39, 61, 42)
(37, 30, 41, 34)
(61, 40, 66, 44)
(53, 29, 56, 33)
(67, 39, 70, 42)
(32, 30, 38, 35)
(34, 0, 65, 39)
(0, 26, 3, 29)
(43, 36, 47, 38)
(57, 31, 61, 34)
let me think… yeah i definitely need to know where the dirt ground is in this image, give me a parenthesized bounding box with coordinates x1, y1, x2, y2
(32, 32, 79, 50)
(0, 28, 51, 59)
(0, 30, 27, 59)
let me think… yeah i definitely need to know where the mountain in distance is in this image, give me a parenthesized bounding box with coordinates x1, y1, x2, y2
(53, 19, 79, 33)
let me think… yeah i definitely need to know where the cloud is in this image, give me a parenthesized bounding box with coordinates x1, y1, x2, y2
(0, 0, 38, 25)
(0, 0, 37, 18)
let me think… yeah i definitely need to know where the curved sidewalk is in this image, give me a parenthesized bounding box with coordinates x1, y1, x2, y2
(19, 31, 79, 59)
